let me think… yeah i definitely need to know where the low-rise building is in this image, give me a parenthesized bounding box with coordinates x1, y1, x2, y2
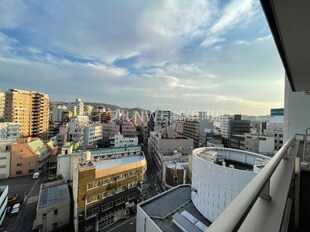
(72, 148, 147, 231)
(84, 123, 103, 147)
(0, 185, 8, 226)
(0, 140, 14, 179)
(110, 134, 138, 148)
(10, 137, 51, 177)
(0, 122, 20, 141)
(33, 181, 71, 232)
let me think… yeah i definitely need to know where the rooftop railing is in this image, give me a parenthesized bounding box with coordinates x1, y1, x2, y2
(208, 134, 299, 232)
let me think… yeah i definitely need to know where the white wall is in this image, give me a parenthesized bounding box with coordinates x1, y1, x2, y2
(0, 186, 8, 226)
(191, 151, 256, 222)
(57, 155, 74, 181)
(284, 75, 310, 141)
(136, 206, 162, 232)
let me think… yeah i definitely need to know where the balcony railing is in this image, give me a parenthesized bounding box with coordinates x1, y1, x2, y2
(208, 134, 301, 232)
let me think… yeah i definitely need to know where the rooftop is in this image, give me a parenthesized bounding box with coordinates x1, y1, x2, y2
(38, 183, 70, 209)
(139, 185, 211, 232)
(194, 147, 270, 171)
(72, 145, 141, 157)
(92, 154, 144, 170)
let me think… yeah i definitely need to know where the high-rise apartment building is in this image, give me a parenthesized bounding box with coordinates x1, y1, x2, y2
(4, 89, 49, 139)
(0, 92, 5, 120)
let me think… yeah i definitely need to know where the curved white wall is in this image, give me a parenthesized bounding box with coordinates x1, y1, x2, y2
(191, 148, 261, 222)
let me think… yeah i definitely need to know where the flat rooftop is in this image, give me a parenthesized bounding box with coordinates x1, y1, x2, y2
(139, 185, 211, 232)
(38, 183, 70, 209)
(92, 154, 144, 170)
(72, 145, 141, 157)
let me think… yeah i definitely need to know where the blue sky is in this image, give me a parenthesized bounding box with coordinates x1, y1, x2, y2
(0, 0, 284, 115)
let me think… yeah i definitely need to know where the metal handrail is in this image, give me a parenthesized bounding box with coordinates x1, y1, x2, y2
(208, 134, 296, 232)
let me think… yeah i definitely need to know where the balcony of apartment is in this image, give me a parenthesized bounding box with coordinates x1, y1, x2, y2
(207, 1, 310, 231)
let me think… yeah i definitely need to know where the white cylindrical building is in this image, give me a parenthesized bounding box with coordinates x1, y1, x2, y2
(191, 147, 270, 222)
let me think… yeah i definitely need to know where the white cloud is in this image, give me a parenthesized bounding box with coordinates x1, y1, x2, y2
(0, 0, 284, 115)
(210, 0, 259, 35)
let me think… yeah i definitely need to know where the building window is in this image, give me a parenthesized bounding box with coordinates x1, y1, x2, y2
(54, 209, 58, 215)
(86, 194, 101, 204)
(53, 223, 58, 229)
(29, 162, 33, 166)
(17, 163, 22, 167)
(0, 157, 7, 160)
(101, 202, 113, 212)
(17, 157, 23, 160)
(86, 207, 99, 218)
(0, 165, 6, 169)
(28, 169, 35, 173)
(98, 216, 114, 230)
(115, 197, 126, 206)
(43, 214, 46, 220)
(16, 171, 22, 175)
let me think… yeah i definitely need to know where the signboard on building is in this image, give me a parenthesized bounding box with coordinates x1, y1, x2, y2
(271, 108, 284, 116)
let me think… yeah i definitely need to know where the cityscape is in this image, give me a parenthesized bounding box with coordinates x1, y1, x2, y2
(0, 1, 310, 232)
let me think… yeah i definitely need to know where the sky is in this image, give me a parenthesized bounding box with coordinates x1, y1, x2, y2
(0, 0, 285, 115)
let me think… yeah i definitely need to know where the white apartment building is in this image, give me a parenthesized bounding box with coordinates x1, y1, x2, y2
(0, 185, 8, 226)
(68, 116, 90, 145)
(219, 115, 234, 139)
(111, 134, 138, 147)
(84, 123, 103, 146)
(51, 105, 67, 122)
(68, 98, 84, 116)
(0, 141, 14, 179)
(0, 123, 20, 141)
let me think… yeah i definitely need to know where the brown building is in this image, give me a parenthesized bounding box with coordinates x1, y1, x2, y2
(73, 150, 147, 231)
(4, 89, 49, 139)
(10, 137, 51, 177)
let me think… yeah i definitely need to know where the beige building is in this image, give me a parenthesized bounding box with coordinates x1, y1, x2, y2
(4, 89, 49, 139)
(33, 181, 71, 232)
(0, 92, 5, 120)
(10, 137, 51, 177)
(73, 148, 147, 231)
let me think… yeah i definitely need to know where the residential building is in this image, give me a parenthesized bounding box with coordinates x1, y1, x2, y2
(133, 110, 150, 127)
(148, 126, 193, 184)
(33, 181, 71, 232)
(182, 118, 213, 147)
(67, 116, 89, 146)
(219, 115, 234, 139)
(93, 109, 111, 123)
(0, 122, 20, 141)
(4, 89, 49, 139)
(230, 134, 245, 150)
(0, 185, 8, 226)
(72, 148, 147, 231)
(110, 134, 138, 148)
(10, 137, 51, 177)
(103, 121, 120, 141)
(84, 105, 94, 118)
(68, 98, 84, 116)
(121, 118, 138, 136)
(0, 92, 5, 120)
(84, 123, 103, 147)
(0, 140, 14, 179)
(148, 110, 172, 135)
(51, 105, 67, 123)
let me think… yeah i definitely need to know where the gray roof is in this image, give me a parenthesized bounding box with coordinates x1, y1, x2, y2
(38, 183, 70, 209)
(139, 185, 211, 232)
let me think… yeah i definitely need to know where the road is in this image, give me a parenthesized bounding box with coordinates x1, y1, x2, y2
(1, 175, 44, 232)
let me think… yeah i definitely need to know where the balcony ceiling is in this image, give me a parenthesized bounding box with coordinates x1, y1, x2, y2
(260, 0, 310, 92)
